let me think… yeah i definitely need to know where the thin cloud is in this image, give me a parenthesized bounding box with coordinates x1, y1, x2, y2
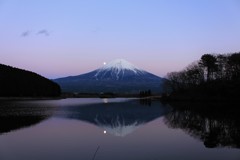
(21, 31, 31, 37)
(37, 29, 50, 36)
(20, 29, 51, 37)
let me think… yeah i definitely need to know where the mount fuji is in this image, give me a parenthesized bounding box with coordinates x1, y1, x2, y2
(54, 59, 166, 94)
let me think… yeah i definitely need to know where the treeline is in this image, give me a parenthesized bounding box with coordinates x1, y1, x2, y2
(165, 52, 240, 100)
(139, 90, 152, 97)
(0, 63, 61, 97)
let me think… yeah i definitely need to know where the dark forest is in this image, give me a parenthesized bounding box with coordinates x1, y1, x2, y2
(0, 64, 61, 97)
(165, 52, 240, 101)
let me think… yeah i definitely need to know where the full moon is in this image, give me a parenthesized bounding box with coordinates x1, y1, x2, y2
(103, 62, 106, 65)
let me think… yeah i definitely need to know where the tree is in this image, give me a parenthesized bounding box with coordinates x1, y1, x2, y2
(185, 62, 204, 86)
(166, 62, 204, 92)
(199, 54, 217, 81)
(166, 72, 183, 91)
(227, 53, 240, 80)
(215, 54, 228, 80)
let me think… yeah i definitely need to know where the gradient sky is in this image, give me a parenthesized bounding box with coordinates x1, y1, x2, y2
(1, 0, 240, 78)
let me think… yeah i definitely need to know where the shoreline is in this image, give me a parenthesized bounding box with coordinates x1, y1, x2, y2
(0, 97, 63, 101)
(0, 95, 162, 101)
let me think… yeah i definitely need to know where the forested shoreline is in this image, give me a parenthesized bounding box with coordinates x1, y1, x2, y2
(164, 52, 240, 101)
(0, 63, 61, 97)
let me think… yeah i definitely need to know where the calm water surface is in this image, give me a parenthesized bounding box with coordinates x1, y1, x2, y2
(0, 98, 239, 160)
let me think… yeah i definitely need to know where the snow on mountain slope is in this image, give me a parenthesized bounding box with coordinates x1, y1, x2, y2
(54, 58, 166, 94)
(94, 59, 145, 80)
(98, 59, 141, 72)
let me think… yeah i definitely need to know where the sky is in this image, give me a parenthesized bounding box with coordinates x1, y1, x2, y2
(1, 0, 240, 79)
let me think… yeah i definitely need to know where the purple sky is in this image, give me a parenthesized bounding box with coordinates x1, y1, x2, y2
(1, 0, 240, 78)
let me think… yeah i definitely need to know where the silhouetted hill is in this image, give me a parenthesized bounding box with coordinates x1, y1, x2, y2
(0, 63, 61, 97)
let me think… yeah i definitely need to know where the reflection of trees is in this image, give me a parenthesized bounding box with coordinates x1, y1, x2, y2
(0, 116, 47, 134)
(139, 98, 152, 106)
(164, 104, 240, 148)
(0, 101, 55, 134)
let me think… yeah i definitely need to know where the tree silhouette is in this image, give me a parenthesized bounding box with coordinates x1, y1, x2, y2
(199, 54, 217, 81)
(228, 53, 240, 80)
(165, 52, 240, 100)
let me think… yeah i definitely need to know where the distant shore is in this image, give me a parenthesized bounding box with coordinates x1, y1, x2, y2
(0, 97, 63, 101)
(0, 95, 162, 101)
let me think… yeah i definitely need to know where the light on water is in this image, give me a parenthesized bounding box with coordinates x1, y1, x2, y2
(102, 98, 108, 103)
(0, 98, 239, 160)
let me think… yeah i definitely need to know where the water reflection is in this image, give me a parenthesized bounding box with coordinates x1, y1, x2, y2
(164, 103, 240, 149)
(0, 99, 171, 137)
(56, 99, 171, 137)
(0, 101, 55, 134)
(0, 99, 239, 160)
(139, 98, 152, 106)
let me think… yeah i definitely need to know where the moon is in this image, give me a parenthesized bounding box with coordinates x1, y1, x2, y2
(103, 62, 106, 65)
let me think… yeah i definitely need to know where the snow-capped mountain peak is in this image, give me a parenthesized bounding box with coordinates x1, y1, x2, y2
(94, 59, 145, 80)
(101, 59, 140, 72)
(54, 58, 164, 93)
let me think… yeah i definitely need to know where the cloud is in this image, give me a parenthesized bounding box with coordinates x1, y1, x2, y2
(37, 29, 50, 36)
(20, 29, 51, 38)
(21, 31, 31, 37)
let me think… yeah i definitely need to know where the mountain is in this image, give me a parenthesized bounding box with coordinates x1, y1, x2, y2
(54, 59, 165, 94)
(0, 63, 61, 97)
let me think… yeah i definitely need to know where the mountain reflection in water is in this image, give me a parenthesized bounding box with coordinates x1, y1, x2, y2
(0, 99, 171, 137)
(55, 99, 171, 137)
(0, 99, 240, 160)
(1, 98, 240, 151)
(164, 103, 240, 149)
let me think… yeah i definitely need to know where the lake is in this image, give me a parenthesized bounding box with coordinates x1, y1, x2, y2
(0, 98, 239, 160)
